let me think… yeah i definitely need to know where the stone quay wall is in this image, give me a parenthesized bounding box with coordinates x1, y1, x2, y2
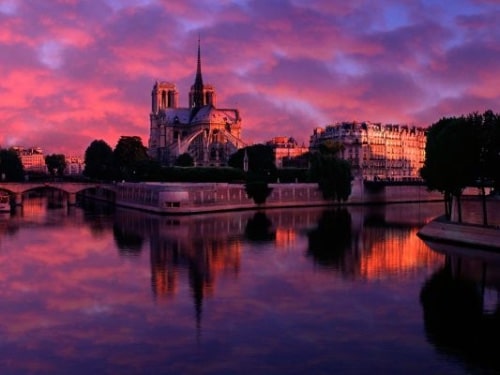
(110, 179, 443, 214)
(453, 195, 500, 227)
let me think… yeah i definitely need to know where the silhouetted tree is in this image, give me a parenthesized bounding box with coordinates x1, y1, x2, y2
(421, 113, 482, 221)
(228, 144, 277, 180)
(483, 114, 500, 191)
(83, 139, 114, 181)
(0, 149, 24, 181)
(309, 141, 352, 203)
(113, 136, 149, 181)
(45, 154, 66, 177)
(229, 144, 276, 204)
(245, 181, 273, 204)
(175, 153, 195, 167)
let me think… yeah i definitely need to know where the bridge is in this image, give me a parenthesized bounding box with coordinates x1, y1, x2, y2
(0, 182, 116, 206)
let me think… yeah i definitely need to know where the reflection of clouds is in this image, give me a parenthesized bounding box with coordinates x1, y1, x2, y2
(0, 201, 457, 373)
(83, 303, 112, 315)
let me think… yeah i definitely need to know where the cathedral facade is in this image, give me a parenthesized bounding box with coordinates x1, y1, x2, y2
(148, 42, 246, 166)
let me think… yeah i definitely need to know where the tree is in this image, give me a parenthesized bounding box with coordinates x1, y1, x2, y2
(309, 142, 352, 203)
(318, 140, 345, 156)
(245, 181, 273, 204)
(229, 144, 277, 204)
(420, 114, 482, 222)
(83, 139, 114, 181)
(228, 144, 277, 181)
(113, 136, 149, 181)
(0, 149, 24, 181)
(335, 159, 353, 202)
(45, 154, 66, 177)
(480, 110, 500, 191)
(175, 153, 194, 167)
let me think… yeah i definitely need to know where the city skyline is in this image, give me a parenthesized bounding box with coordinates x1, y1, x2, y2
(1, 0, 499, 156)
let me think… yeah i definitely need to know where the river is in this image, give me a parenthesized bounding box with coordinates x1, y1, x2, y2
(0, 196, 498, 375)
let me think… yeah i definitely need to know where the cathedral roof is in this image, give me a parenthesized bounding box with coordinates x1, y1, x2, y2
(161, 105, 240, 125)
(191, 105, 239, 123)
(161, 108, 192, 123)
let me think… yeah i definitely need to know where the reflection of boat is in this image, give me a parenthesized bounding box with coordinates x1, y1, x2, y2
(0, 193, 11, 212)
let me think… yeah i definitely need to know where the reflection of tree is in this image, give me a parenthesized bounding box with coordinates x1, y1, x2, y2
(112, 223, 144, 255)
(306, 208, 352, 268)
(420, 261, 500, 373)
(0, 217, 19, 240)
(363, 211, 385, 227)
(244, 211, 276, 243)
(80, 199, 115, 237)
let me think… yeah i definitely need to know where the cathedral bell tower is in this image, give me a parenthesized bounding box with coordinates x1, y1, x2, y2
(152, 81, 178, 113)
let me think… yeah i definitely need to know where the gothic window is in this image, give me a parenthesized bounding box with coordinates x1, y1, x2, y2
(161, 91, 167, 109)
(168, 91, 173, 107)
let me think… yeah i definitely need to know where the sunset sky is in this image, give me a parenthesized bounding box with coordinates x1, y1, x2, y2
(1, 0, 499, 156)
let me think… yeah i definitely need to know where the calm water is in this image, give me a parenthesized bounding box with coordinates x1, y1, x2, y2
(0, 197, 499, 375)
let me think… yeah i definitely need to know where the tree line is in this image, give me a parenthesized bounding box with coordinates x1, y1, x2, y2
(83, 136, 151, 181)
(420, 109, 500, 224)
(83, 137, 353, 204)
(3, 109, 498, 211)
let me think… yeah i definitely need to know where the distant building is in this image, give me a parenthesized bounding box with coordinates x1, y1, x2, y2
(12, 146, 47, 173)
(65, 156, 85, 175)
(266, 137, 309, 168)
(148, 40, 246, 166)
(310, 121, 426, 180)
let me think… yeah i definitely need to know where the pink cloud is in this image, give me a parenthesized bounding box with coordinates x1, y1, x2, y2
(0, 0, 499, 155)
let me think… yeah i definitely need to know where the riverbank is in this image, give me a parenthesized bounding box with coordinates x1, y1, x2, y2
(417, 196, 500, 251)
(105, 179, 443, 214)
(417, 218, 500, 251)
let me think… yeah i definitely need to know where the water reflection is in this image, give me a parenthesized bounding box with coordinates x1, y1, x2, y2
(104, 204, 445, 317)
(244, 211, 276, 243)
(4, 199, 446, 300)
(306, 208, 353, 269)
(112, 223, 144, 255)
(421, 241, 500, 374)
(0, 197, 459, 374)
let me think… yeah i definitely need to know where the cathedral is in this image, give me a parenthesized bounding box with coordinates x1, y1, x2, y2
(148, 41, 246, 166)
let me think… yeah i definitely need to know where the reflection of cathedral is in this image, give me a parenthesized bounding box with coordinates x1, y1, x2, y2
(148, 40, 246, 166)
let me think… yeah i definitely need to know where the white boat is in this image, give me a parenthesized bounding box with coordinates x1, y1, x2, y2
(0, 193, 11, 212)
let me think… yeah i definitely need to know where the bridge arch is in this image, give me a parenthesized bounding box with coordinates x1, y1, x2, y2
(0, 182, 116, 206)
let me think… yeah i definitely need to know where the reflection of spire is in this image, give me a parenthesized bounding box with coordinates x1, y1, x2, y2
(188, 262, 205, 345)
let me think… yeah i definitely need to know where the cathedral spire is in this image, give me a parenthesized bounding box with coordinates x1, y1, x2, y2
(192, 36, 204, 108)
